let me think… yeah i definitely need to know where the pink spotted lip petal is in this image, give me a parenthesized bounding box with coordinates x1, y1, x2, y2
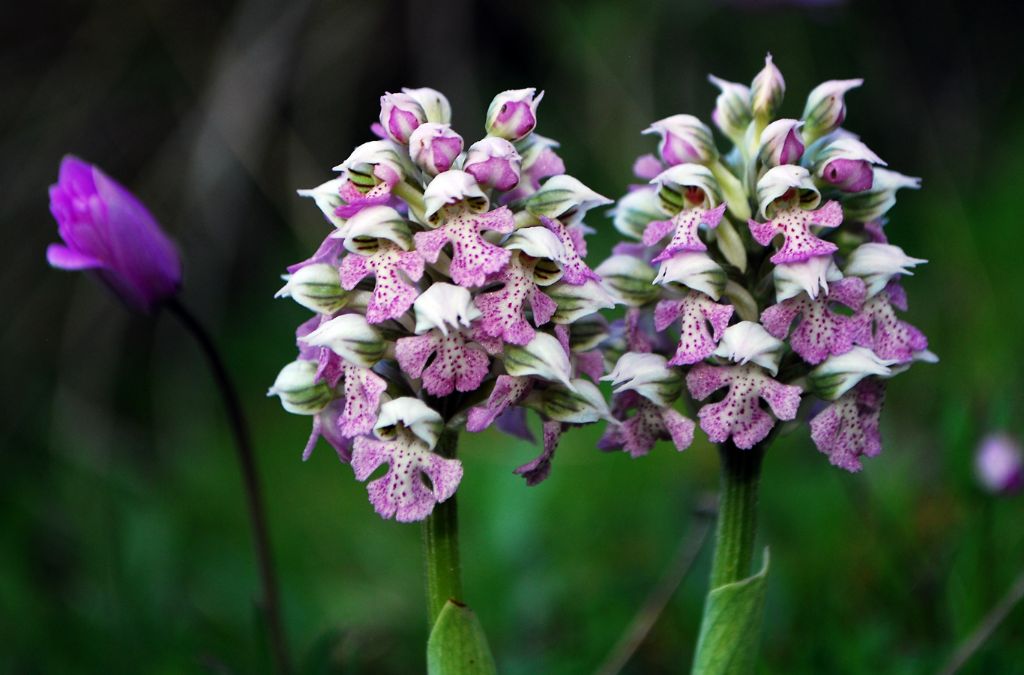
(686, 362, 802, 449)
(351, 434, 463, 522)
(414, 206, 515, 287)
(851, 284, 928, 363)
(540, 216, 599, 285)
(340, 244, 424, 323)
(395, 331, 490, 397)
(656, 292, 735, 366)
(339, 364, 386, 437)
(650, 204, 727, 262)
(810, 379, 885, 472)
(599, 392, 695, 457)
(336, 164, 401, 218)
(760, 276, 867, 365)
(748, 200, 843, 264)
(473, 257, 553, 345)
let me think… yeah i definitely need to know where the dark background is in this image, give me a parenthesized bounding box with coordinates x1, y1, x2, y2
(3, 0, 1024, 672)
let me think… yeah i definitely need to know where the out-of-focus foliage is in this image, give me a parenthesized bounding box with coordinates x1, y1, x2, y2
(3, 0, 1023, 672)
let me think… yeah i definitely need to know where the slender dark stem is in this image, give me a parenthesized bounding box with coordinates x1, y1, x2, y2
(710, 441, 765, 588)
(595, 504, 714, 675)
(166, 299, 291, 675)
(937, 568, 1024, 675)
(422, 430, 464, 625)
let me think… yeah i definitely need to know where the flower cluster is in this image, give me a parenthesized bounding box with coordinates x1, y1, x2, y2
(598, 55, 934, 471)
(270, 87, 615, 521)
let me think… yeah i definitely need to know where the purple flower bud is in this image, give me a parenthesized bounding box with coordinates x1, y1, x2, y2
(822, 158, 873, 192)
(758, 119, 804, 167)
(976, 433, 1024, 495)
(485, 88, 543, 141)
(463, 137, 522, 191)
(643, 114, 717, 165)
(379, 92, 427, 144)
(408, 123, 464, 176)
(46, 155, 182, 313)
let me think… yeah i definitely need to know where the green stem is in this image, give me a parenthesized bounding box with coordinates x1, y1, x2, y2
(423, 430, 464, 624)
(709, 441, 765, 588)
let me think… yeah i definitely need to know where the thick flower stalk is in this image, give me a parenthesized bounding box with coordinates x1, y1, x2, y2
(271, 86, 614, 671)
(597, 56, 934, 672)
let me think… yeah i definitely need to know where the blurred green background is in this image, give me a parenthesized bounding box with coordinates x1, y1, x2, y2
(4, 0, 1024, 672)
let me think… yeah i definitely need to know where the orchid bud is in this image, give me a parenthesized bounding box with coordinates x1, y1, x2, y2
(643, 114, 718, 165)
(333, 141, 406, 189)
(712, 321, 786, 375)
(423, 170, 489, 223)
(653, 251, 727, 301)
(756, 165, 820, 219)
(532, 379, 613, 424)
(379, 92, 427, 144)
(975, 433, 1024, 495)
(595, 254, 660, 307)
(504, 225, 566, 280)
(805, 136, 885, 193)
(547, 278, 616, 323)
(504, 332, 574, 388)
(275, 263, 348, 314)
(401, 86, 452, 124)
(840, 169, 921, 222)
(301, 313, 386, 368)
(268, 360, 333, 414)
(296, 178, 347, 230)
(525, 175, 612, 223)
(412, 282, 481, 335)
(374, 397, 444, 449)
(652, 163, 721, 215)
(801, 79, 863, 142)
(333, 205, 413, 252)
(708, 74, 753, 144)
(611, 186, 664, 240)
(758, 119, 804, 167)
(604, 352, 683, 407)
(485, 88, 543, 141)
(844, 243, 927, 297)
(463, 137, 522, 191)
(408, 123, 463, 176)
(750, 54, 785, 120)
(809, 348, 896, 400)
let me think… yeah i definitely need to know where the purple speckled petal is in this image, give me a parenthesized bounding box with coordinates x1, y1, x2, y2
(339, 364, 386, 437)
(396, 330, 490, 397)
(650, 204, 727, 261)
(602, 393, 695, 457)
(351, 434, 462, 522)
(514, 420, 562, 485)
(642, 219, 676, 247)
(340, 245, 424, 323)
(687, 363, 802, 449)
(625, 307, 654, 354)
(810, 379, 885, 472)
(474, 258, 545, 345)
(748, 200, 843, 264)
(540, 216, 599, 284)
(466, 375, 532, 433)
(414, 206, 514, 287)
(658, 292, 735, 366)
(761, 276, 866, 364)
(852, 284, 928, 363)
